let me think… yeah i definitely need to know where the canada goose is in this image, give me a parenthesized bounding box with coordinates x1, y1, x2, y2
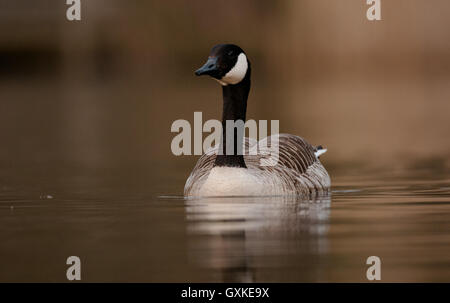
(184, 44, 330, 197)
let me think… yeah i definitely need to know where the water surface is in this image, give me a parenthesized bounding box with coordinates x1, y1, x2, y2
(1, 167, 449, 282)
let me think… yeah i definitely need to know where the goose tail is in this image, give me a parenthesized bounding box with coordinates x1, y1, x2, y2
(314, 145, 327, 158)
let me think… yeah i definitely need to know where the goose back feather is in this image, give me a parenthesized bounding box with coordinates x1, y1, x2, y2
(184, 134, 330, 197)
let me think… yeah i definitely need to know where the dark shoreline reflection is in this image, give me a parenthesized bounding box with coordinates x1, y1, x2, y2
(184, 195, 331, 282)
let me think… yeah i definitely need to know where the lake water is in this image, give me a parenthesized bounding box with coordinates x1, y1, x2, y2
(2, 0, 450, 284)
(1, 165, 449, 282)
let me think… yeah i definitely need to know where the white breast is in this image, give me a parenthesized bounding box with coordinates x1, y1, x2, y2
(198, 167, 264, 197)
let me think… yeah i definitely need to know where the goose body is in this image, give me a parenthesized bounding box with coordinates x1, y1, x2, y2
(184, 44, 330, 197)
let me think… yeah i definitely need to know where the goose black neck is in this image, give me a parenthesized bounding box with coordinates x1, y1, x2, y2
(214, 69, 251, 168)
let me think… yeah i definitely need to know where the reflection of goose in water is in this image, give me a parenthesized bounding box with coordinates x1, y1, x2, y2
(185, 195, 330, 282)
(185, 44, 330, 197)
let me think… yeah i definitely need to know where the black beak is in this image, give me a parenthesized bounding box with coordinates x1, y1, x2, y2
(195, 57, 219, 76)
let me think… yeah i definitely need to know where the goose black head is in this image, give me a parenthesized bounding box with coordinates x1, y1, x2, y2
(195, 44, 249, 86)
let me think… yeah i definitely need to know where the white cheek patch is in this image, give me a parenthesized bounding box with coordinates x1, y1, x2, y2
(220, 53, 248, 85)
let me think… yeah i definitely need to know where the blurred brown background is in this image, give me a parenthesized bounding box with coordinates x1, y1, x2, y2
(0, 0, 449, 192)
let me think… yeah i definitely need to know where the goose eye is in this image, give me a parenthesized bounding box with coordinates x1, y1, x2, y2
(227, 50, 234, 56)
